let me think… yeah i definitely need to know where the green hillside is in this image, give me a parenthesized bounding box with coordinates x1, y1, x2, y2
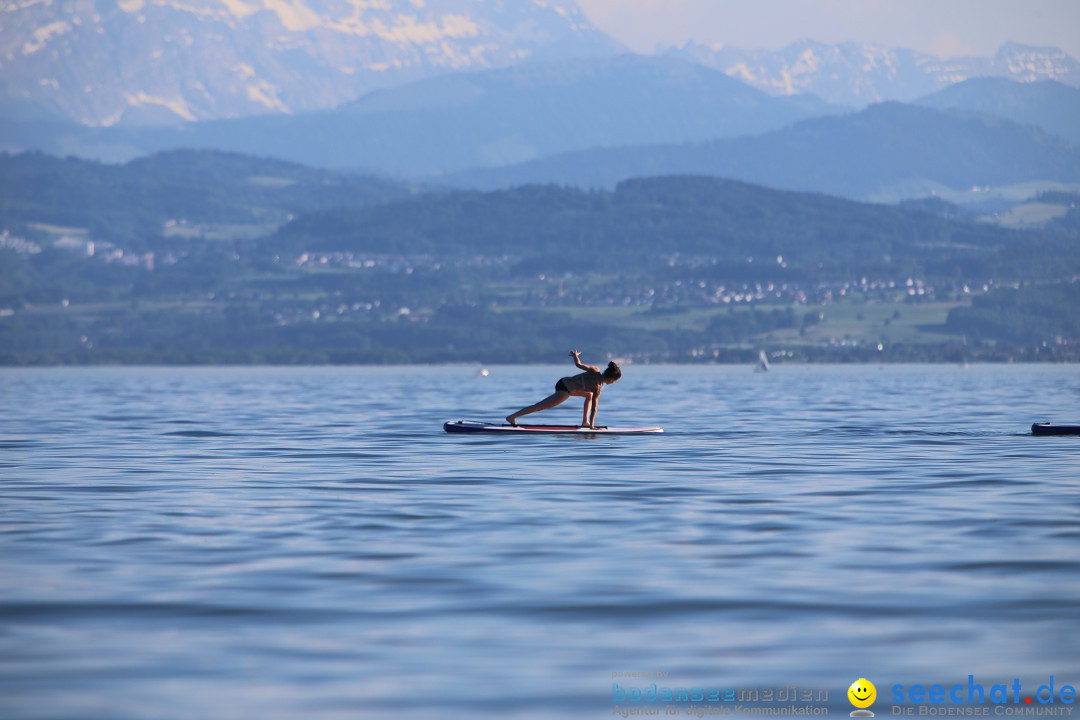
(1, 154, 1077, 365)
(0, 150, 411, 247)
(275, 175, 1066, 282)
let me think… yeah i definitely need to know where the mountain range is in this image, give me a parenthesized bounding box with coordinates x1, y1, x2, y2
(916, 77, 1080, 146)
(49, 54, 835, 175)
(448, 99, 1080, 202)
(0, 0, 620, 125)
(1, 0, 1078, 209)
(665, 40, 1080, 107)
(4, 65, 1077, 200)
(2, 0, 1078, 129)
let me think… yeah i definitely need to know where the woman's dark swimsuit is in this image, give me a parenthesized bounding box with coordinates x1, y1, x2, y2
(555, 370, 602, 395)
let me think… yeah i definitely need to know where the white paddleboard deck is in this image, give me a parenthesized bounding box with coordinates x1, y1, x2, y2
(444, 420, 663, 435)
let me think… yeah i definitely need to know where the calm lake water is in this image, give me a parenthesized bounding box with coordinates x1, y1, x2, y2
(1, 365, 1078, 719)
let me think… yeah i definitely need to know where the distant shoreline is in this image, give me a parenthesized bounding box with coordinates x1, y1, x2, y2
(1, 354, 1075, 368)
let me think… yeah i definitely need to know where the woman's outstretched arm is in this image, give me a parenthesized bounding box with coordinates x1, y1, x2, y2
(570, 350, 599, 372)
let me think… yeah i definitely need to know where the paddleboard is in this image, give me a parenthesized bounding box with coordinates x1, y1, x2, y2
(1032, 423, 1080, 436)
(444, 420, 663, 435)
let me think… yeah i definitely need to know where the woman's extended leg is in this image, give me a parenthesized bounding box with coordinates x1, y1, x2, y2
(507, 391, 571, 425)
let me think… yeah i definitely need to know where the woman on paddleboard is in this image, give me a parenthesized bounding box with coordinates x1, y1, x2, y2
(507, 351, 622, 429)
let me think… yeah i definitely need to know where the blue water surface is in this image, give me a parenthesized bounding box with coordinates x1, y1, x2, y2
(1, 364, 1078, 719)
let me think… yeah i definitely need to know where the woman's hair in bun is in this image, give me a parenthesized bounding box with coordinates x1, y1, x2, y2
(603, 361, 622, 381)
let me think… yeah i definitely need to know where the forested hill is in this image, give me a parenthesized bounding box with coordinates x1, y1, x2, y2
(2, 156, 1077, 364)
(273, 175, 1065, 281)
(0, 150, 411, 247)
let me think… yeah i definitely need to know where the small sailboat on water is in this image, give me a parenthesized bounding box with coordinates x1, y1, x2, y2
(755, 349, 770, 372)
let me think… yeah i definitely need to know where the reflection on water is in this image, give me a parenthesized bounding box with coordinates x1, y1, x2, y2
(0, 365, 1078, 719)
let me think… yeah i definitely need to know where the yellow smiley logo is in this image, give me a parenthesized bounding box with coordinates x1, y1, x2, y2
(848, 678, 877, 709)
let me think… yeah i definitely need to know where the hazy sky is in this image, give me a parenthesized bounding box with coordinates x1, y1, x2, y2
(575, 0, 1080, 59)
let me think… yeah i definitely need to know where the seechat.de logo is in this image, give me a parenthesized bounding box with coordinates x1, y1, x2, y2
(891, 676, 1077, 706)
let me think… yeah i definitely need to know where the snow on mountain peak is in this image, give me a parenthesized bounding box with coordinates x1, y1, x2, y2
(0, 0, 621, 125)
(666, 39, 1080, 107)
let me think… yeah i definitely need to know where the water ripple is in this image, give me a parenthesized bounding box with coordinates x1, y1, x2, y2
(1, 364, 1078, 720)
